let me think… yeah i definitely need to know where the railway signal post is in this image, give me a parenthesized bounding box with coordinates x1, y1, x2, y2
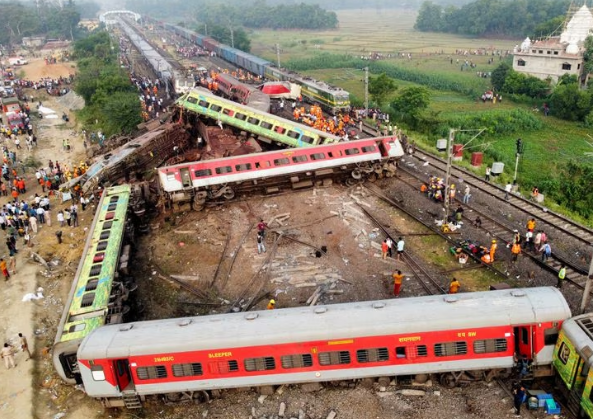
(514, 138, 524, 183)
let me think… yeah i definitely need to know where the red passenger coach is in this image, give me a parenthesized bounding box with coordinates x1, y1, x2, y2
(77, 287, 570, 408)
(158, 136, 403, 210)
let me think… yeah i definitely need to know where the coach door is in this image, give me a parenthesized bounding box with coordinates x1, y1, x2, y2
(114, 359, 133, 392)
(515, 326, 534, 359)
(180, 168, 192, 188)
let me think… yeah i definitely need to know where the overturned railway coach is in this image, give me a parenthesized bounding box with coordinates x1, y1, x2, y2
(158, 135, 403, 210)
(77, 287, 570, 408)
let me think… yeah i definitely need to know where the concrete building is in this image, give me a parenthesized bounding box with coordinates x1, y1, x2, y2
(512, 4, 593, 83)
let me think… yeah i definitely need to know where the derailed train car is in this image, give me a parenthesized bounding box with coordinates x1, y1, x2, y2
(76, 288, 570, 408)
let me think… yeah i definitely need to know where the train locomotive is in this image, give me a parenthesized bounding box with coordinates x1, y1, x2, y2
(145, 17, 350, 114)
(76, 287, 570, 408)
(157, 130, 403, 210)
(553, 313, 593, 418)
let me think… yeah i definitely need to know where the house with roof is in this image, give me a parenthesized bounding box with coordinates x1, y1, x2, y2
(512, 4, 593, 83)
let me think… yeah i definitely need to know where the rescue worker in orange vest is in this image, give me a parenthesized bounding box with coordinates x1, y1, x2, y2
(490, 239, 497, 262)
(448, 277, 461, 294)
(526, 218, 536, 232)
(267, 299, 276, 310)
(511, 240, 521, 263)
(420, 184, 428, 194)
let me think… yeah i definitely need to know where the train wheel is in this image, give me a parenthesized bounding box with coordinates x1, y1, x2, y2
(367, 173, 377, 183)
(346, 178, 358, 187)
(165, 392, 183, 402)
(351, 169, 362, 180)
(440, 373, 457, 388)
(192, 200, 205, 211)
(360, 377, 374, 388)
(192, 390, 210, 404)
(377, 376, 391, 387)
(222, 188, 235, 200)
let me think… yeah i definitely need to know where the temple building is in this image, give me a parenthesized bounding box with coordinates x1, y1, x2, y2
(512, 4, 593, 83)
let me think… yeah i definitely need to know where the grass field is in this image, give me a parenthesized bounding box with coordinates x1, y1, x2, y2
(250, 9, 519, 61)
(252, 8, 592, 224)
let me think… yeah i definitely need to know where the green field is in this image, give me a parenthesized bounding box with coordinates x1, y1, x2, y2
(250, 9, 518, 60)
(249, 9, 592, 224)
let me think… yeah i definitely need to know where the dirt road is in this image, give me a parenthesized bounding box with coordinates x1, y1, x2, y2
(0, 57, 97, 419)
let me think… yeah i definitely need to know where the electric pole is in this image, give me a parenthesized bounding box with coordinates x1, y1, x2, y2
(276, 44, 281, 68)
(443, 129, 455, 224)
(364, 67, 369, 116)
(581, 245, 593, 313)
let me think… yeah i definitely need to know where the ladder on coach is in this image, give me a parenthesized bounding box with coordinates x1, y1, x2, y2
(122, 390, 142, 409)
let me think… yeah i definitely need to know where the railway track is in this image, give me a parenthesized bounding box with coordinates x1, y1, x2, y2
(395, 164, 593, 294)
(357, 205, 446, 296)
(408, 148, 593, 245)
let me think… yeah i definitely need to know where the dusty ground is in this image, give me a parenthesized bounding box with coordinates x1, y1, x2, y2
(0, 56, 96, 419)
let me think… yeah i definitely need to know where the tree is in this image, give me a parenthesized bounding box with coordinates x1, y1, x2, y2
(549, 83, 592, 121)
(491, 63, 511, 92)
(368, 73, 396, 107)
(583, 35, 593, 87)
(390, 87, 431, 129)
(532, 16, 565, 38)
(102, 92, 143, 135)
(208, 24, 251, 52)
(414, 1, 443, 31)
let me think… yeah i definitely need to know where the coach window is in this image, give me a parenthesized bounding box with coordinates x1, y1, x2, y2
(544, 328, 559, 345)
(210, 104, 222, 112)
(209, 360, 239, 374)
(473, 338, 507, 354)
(287, 131, 300, 139)
(136, 366, 168, 380)
(85, 279, 99, 291)
(194, 169, 212, 178)
(281, 354, 313, 369)
(91, 365, 105, 381)
(244, 357, 276, 371)
(362, 146, 377, 153)
(292, 155, 308, 163)
(216, 166, 233, 174)
(172, 363, 203, 377)
(557, 342, 570, 365)
(301, 135, 315, 144)
(319, 350, 351, 366)
(223, 108, 235, 116)
(186, 96, 197, 104)
(345, 148, 360, 155)
(416, 345, 428, 357)
(273, 158, 290, 166)
(198, 100, 209, 107)
(81, 292, 96, 308)
(247, 117, 260, 125)
(235, 113, 247, 121)
(434, 341, 468, 357)
(357, 348, 389, 363)
(90, 264, 102, 276)
(395, 347, 406, 359)
(260, 121, 273, 130)
(275, 126, 286, 134)
(310, 153, 326, 161)
(235, 163, 252, 171)
(521, 328, 529, 345)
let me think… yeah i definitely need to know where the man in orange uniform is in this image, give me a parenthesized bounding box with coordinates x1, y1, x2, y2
(490, 239, 497, 262)
(381, 240, 389, 260)
(393, 270, 404, 297)
(267, 299, 276, 310)
(511, 240, 521, 263)
(449, 278, 461, 294)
